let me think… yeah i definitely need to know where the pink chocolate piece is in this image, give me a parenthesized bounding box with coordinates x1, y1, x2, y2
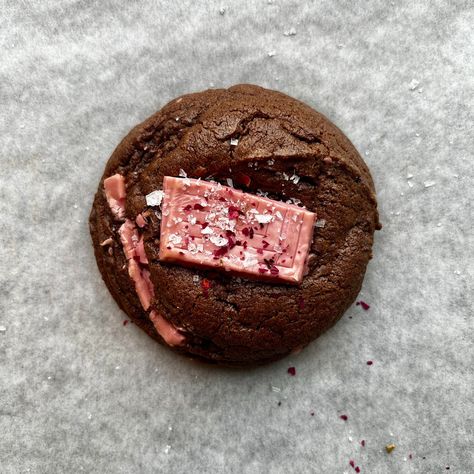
(104, 174, 126, 220)
(159, 177, 317, 284)
(135, 213, 147, 228)
(150, 310, 186, 347)
(119, 219, 148, 264)
(103, 175, 185, 346)
(127, 260, 153, 310)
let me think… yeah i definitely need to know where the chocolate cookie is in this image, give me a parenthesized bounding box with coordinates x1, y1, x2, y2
(89, 84, 380, 366)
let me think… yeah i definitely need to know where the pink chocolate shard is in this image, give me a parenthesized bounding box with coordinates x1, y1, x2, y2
(104, 174, 126, 220)
(150, 310, 185, 346)
(159, 177, 317, 284)
(103, 175, 185, 346)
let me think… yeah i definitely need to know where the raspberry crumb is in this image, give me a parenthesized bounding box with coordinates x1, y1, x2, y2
(201, 278, 212, 297)
(356, 300, 370, 310)
(361, 440, 366, 447)
(349, 460, 355, 468)
(310, 412, 314, 416)
(366, 360, 373, 365)
(355, 467, 360, 473)
(287, 367, 296, 376)
(340, 415, 348, 421)
(298, 297, 305, 309)
(234, 172, 251, 187)
(123, 320, 129, 326)
(228, 206, 240, 219)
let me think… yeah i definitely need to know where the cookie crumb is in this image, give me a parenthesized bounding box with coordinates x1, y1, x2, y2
(219, 7, 226, 15)
(424, 180, 436, 188)
(267, 50, 276, 57)
(385, 443, 396, 454)
(0, 326, 6, 333)
(283, 28, 296, 36)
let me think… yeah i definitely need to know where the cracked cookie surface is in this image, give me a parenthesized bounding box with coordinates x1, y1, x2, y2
(89, 84, 380, 366)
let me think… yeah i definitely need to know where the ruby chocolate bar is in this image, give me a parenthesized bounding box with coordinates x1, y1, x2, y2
(158, 177, 316, 284)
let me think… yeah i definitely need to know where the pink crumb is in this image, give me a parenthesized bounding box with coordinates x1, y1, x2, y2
(356, 300, 370, 310)
(287, 367, 296, 376)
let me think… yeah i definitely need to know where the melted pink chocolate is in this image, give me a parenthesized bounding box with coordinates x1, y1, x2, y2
(159, 177, 317, 284)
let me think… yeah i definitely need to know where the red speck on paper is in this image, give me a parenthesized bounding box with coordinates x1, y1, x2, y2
(123, 320, 129, 326)
(356, 300, 370, 310)
(310, 411, 315, 416)
(355, 467, 360, 473)
(361, 440, 366, 447)
(340, 415, 348, 421)
(366, 360, 373, 365)
(287, 367, 296, 376)
(349, 460, 355, 468)
(409, 454, 413, 460)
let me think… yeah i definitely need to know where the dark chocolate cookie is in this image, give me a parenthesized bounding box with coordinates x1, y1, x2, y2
(89, 84, 380, 366)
